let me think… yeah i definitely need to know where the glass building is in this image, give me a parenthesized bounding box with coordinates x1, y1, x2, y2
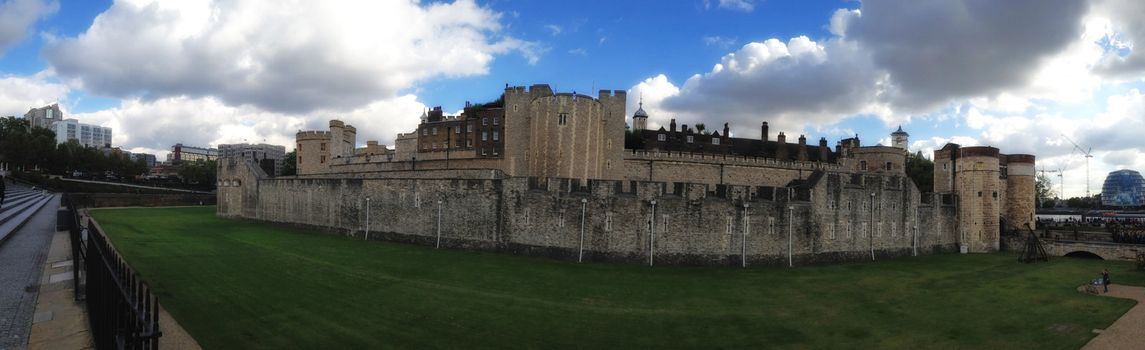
(1101, 169, 1145, 207)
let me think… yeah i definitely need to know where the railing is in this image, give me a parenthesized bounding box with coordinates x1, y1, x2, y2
(61, 195, 85, 301)
(61, 194, 162, 349)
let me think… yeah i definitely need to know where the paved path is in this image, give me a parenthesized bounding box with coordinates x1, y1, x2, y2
(1081, 284, 1145, 350)
(0, 196, 57, 350)
(27, 224, 92, 350)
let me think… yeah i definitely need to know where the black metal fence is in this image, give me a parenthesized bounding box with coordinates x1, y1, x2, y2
(62, 194, 162, 349)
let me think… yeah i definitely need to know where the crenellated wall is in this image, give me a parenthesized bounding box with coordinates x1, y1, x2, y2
(218, 157, 959, 267)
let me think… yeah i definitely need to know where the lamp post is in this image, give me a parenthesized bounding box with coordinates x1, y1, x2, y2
(649, 200, 657, 267)
(869, 193, 875, 261)
(787, 205, 794, 268)
(579, 198, 587, 263)
(742, 203, 750, 268)
(365, 196, 371, 241)
(436, 200, 443, 248)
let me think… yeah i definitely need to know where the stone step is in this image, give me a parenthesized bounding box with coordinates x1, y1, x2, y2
(0, 192, 48, 218)
(0, 194, 55, 246)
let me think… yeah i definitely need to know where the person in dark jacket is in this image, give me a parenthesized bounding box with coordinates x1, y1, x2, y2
(1102, 269, 1111, 293)
(0, 176, 6, 206)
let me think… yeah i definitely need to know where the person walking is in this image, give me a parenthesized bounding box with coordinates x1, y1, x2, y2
(1102, 269, 1111, 293)
(0, 175, 6, 206)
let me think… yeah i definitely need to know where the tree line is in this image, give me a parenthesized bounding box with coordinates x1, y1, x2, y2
(1, 116, 147, 180)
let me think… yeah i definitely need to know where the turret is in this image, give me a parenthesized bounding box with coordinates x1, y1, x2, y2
(776, 132, 788, 160)
(892, 126, 909, 150)
(761, 122, 769, 141)
(797, 134, 808, 161)
(670, 118, 677, 134)
(632, 98, 648, 131)
(722, 123, 730, 138)
(819, 137, 829, 162)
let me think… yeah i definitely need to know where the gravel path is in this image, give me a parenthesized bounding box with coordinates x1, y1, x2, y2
(1081, 284, 1145, 350)
(0, 197, 57, 350)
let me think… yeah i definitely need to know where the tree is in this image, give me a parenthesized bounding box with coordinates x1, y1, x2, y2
(282, 150, 297, 176)
(905, 150, 933, 192)
(694, 123, 707, 135)
(1035, 173, 1054, 208)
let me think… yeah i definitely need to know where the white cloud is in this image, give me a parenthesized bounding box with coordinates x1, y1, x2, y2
(71, 94, 427, 159)
(0, 72, 68, 116)
(659, 36, 883, 136)
(545, 24, 562, 36)
(44, 0, 537, 114)
(0, 0, 57, 55)
(701, 36, 736, 49)
(717, 0, 754, 12)
(626, 74, 679, 130)
(1092, 0, 1145, 78)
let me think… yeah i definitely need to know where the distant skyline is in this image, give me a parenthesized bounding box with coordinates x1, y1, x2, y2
(0, 0, 1144, 198)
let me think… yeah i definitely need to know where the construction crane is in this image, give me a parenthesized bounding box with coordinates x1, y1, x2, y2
(1038, 166, 1065, 207)
(1062, 134, 1094, 198)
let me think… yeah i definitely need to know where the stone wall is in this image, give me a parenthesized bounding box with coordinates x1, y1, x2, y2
(218, 157, 959, 267)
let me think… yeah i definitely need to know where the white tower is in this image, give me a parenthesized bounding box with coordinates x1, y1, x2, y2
(891, 126, 909, 150)
(632, 98, 648, 131)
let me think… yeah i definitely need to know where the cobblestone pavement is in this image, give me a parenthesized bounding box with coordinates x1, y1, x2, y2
(0, 197, 57, 350)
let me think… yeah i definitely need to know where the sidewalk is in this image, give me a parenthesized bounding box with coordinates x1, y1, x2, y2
(27, 228, 92, 350)
(1081, 284, 1145, 350)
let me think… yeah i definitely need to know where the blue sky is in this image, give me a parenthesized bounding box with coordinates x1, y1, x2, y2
(1, 0, 1144, 198)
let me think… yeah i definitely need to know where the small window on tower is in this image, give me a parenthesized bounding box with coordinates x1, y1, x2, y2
(860, 160, 867, 170)
(886, 162, 892, 171)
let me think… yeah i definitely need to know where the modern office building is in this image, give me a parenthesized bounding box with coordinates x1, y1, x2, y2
(218, 143, 286, 175)
(24, 104, 63, 129)
(53, 118, 113, 148)
(170, 143, 218, 163)
(1101, 169, 1145, 207)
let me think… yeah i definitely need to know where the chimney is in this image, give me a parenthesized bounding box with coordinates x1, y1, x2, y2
(670, 118, 677, 133)
(776, 132, 788, 160)
(797, 134, 809, 161)
(682, 124, 689, 134)
(723, 123, 730, 138)
(819, 137, 829, 162)
(761, 122, 769, 141)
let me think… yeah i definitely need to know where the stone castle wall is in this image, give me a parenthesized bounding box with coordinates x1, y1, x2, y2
(218, 158, 959, 266)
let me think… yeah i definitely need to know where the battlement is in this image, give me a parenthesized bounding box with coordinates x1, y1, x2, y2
(296, 131, 331, 140)
(625, 149, 842, 170)
(330, 120, 345, 128)
(1005, 154, 1035, 164)
(960, 146, 1000, 158)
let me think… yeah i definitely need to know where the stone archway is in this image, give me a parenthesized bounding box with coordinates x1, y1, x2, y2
(1064, 251, 1104, 260)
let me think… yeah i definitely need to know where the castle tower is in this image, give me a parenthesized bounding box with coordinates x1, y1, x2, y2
(1004, 154, 1036, 232)
(761, 122, 769, 141)
(632, 98, 648, 131)
(954, 146, 1002, 253)
(891, 126, 909, 150)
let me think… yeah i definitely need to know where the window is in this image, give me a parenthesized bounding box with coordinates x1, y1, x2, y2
(297, 143, 301, 151)
(481, 148, 488, 156)
(432, 143, 438, 150)
(467, 139, 473, 147)
(493, 148, 499, 155)
(455, 127, 460, 134)
(712, 138, 720, 145)
(687, 135, 694, 143)
(558, 113, 568, 125)
(658, 134, 666, 141)
(467, 123, 474, 132)
(298, 156, 302, 164)
(320, 155, 326, 163)
(483, 118, 488, 126)
(422, 129, 427, 136)
(885, 162, 892, 171)
(493, 131, 500, 141)
(320, 143, 326, 151)
(860, 160, 867, 170)
(432, 127, 437, 135)
(482, 131, 488, 141)
(493, 117, 499, 125)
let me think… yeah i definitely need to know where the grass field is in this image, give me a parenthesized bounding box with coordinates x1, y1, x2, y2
(90, 207, 1145, 350)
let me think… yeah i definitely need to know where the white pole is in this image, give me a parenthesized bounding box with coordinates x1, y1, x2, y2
(649, 200, 657, 267)
(787, 205, 794, 268)
(579, 198, 587, 263)
(869, 193, 875, 261)
(365, 197, 371, 241)
(742, 203, 749, 268)
(436, 200, 442, 248)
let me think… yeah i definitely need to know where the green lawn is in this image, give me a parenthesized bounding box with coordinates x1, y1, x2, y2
(90, 207, 1145, 350)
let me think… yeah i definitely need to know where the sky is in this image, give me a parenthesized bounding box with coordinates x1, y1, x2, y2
(0, 0, 1144, 199)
